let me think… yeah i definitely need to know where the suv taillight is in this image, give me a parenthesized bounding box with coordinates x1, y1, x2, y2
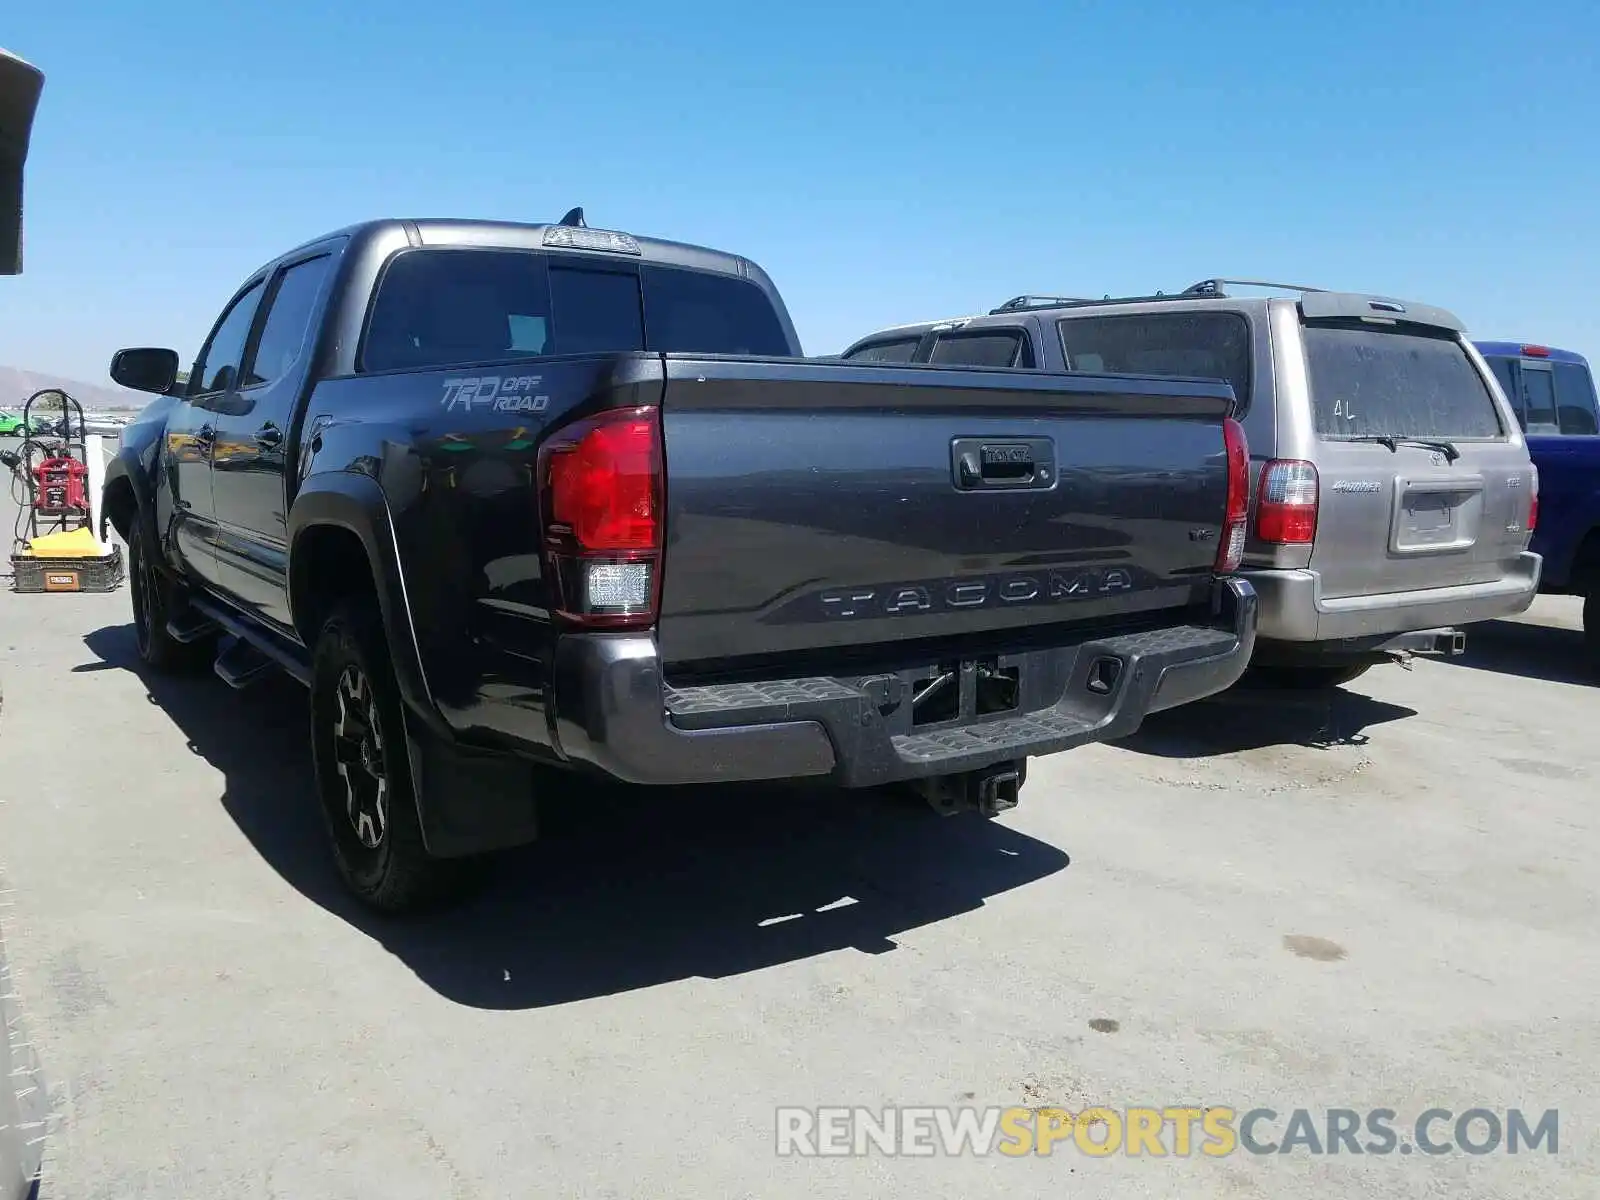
(1528, 464, 1539, 532)
(1217, 418, 1249, 573)
(1256, 459, 1319, 545)
(538, 405, 664, 629)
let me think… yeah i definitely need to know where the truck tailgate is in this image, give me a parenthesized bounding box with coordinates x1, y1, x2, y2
(656, 356, 1235, 669)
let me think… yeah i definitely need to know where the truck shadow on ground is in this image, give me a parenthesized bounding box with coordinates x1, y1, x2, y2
(1435, 619, 1596, 688)
(1111, 673, 1417, 758)
(82, 623, 1070, 1012)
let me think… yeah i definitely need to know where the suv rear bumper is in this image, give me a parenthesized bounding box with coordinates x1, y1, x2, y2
(1246, 551, 1542, 643)
(547, 578, 1257, 789)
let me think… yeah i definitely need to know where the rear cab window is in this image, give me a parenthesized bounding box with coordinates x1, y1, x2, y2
(1055, 312, 1253, 412)
(1304, 323, 1503, 440)
(360, 247, 792, 372)
(1553, 361, 1599, 435)
(1479, 352, 1598, 436)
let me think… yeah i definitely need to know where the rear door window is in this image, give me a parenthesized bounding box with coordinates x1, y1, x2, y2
(1056, 312, 1252, 411)
(1304, 325, 1504, 439)
(1553, 361, 1600, 435)
(843, 338, 922, 363)
(927, 330, 1034, 368)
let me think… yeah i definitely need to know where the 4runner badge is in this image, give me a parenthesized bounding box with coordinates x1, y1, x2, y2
(440, 374, 551, 415)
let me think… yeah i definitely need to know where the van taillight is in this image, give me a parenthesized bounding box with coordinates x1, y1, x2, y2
(1528, 465, 1539, 532)
(1255, 459, 1319, 545)
(1217, 418, 1249, 572)
(538, 405, 663, 629)
(1521, 345, 1551, 358)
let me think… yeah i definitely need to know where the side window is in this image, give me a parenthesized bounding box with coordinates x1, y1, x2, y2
(1521, 365, 1558, 432)
(1057, 312, 1253, 413)
(1554, 362, 1600, 436)
(547, 265, 645, 354)
(192, 281, 265, 396)
(928, 331, 1032, 368)
(243, 255, 332, 389)
(843, 338, 921, 363)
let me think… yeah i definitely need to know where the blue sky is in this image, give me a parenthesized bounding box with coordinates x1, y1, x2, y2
(3, 0, 1598, 383)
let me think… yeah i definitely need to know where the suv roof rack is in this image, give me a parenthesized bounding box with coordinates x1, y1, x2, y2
(989, 278, 1330, 315)
(1181, 278, 1327, 297)
(990, 294, 1094, 313)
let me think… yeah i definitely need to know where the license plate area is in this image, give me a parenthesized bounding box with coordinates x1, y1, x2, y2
(1391, 475, 1483, 555)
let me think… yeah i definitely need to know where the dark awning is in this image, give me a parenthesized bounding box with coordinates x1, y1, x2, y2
(0, 47, 44, 276)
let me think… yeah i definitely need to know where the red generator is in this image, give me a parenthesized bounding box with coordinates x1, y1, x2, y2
(32, 452, 89, 517)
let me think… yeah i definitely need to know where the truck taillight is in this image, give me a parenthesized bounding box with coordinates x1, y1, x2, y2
(1255, 459, 1319, 545)
(1217, 417, 1249, 573)
(1528, 465, 1539, 532)
(538, 405, 663, 629)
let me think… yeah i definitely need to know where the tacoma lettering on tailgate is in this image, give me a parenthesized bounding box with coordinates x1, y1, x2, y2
(819, 568, 1135, 619)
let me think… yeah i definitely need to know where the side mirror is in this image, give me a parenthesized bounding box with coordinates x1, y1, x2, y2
(109, 347, 181, 395)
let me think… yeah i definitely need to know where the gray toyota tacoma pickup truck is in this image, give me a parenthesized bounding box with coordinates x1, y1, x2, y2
(103, 212, 1258, 913)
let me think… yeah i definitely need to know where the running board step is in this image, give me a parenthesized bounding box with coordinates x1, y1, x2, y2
(214, 640, 275, 690)
(188, 594, 313, 687)
(165, 609, 219, 644)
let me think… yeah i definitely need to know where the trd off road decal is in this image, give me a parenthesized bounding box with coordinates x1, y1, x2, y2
(440, 374, 551, 415)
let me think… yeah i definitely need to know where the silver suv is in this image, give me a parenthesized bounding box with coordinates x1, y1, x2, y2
(841, 279, 1542, 687)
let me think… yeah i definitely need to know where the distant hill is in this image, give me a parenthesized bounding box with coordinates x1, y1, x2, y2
(0, 365, 152, 414)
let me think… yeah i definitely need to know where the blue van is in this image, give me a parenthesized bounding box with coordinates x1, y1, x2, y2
(1473, 341, 1600, 665)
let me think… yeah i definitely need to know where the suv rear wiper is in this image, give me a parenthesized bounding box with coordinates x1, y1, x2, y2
(1347, 435, 1459, 463)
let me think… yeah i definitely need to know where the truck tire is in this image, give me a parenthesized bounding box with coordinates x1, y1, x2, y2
(1250, 662, 1372, 690)
(127, 521, 214, 673)
(309, 600, 469, 914)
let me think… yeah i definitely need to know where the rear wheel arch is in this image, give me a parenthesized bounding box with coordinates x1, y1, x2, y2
(287, 478, 440, 732)
(288, 521, 381, 650)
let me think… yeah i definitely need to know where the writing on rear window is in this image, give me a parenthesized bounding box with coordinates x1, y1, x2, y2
(1306, 326, 1502, 440)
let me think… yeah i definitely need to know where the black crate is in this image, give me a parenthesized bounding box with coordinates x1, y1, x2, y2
(10, 547, 125, 593)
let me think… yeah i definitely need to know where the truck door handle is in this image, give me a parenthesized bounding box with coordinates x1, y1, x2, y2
(253, 424, 282, 449)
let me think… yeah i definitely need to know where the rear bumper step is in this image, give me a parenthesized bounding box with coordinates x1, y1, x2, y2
(548, 578, 1257, 788)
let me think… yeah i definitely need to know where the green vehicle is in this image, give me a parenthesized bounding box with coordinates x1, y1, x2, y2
(0, 411, 24, 436)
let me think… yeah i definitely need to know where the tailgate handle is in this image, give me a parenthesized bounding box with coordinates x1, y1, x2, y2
(952, 437, 1055, 491)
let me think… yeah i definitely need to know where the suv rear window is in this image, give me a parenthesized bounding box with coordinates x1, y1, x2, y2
(1056, 313, 1252, 411)
(362, 248, 791, 372)
(1304, 325, 1503, 440)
